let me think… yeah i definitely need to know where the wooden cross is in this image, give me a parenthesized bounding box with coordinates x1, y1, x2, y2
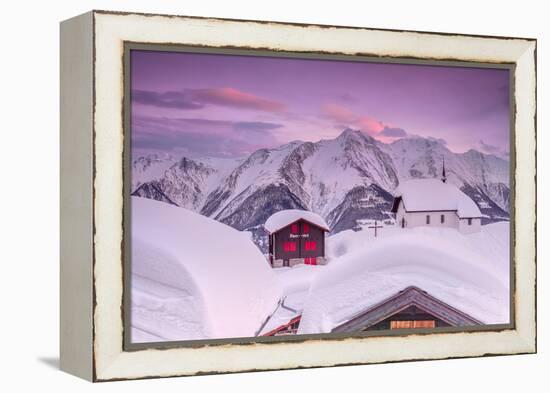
(368, 220, 383, 237)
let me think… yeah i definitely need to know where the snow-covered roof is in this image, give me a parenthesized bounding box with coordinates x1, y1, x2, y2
(131, 197, 282, 342)
(264, 209, 330, 233)
(298, 228, 509, 334)
(393, 179, 482, 218)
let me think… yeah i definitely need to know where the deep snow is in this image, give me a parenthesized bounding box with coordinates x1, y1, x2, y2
(131, 196, 509, 340)
(259, 222, 509, 335)
(131, 197, 282, 342)
(298, 223, 510, 334)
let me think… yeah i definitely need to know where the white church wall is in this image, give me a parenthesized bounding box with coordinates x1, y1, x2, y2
(458, 218, 482, 234)
(396, 203, 459, 230)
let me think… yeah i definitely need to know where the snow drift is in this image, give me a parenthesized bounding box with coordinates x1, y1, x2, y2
(131, 197, 282, 342)
(299, 225, 509, 334)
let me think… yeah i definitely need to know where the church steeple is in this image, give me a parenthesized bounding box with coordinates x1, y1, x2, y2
(441, 157, 447, 183)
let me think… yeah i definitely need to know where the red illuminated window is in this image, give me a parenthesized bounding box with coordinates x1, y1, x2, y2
(304, 241, 317, 251)
(303, 223, 309, 233)
(284, 242, 296, 252)
(291, 224, 298, 234)
(305, 257, 317, 265)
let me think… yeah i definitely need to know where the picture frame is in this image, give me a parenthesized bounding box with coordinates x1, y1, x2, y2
(60, 10, 537, 382)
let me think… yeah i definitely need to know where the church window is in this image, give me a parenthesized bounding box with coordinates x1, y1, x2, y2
(426, 215, 430, 225)
(468, 218, 472, 226)
(441, 214, 445, 224)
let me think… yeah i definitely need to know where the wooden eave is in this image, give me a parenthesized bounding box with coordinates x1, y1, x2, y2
(268, 217, 330, 235)
(331, 286, 482, 333)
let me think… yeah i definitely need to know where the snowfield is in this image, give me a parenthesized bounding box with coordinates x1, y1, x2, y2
(131, 197, 282, 342)
(298, 223, 510, 334)
(130, 196, 509, 341)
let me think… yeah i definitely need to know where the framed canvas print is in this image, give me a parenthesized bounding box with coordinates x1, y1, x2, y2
(60, 10, 537, 382)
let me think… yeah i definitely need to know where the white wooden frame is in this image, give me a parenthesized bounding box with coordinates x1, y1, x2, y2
(60, 10, 536, 382)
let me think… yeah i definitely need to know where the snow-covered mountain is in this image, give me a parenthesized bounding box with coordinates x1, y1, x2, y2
(132, 129, 510, 251)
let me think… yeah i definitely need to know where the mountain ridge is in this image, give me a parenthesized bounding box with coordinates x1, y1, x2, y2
(131, 129, 510, 251)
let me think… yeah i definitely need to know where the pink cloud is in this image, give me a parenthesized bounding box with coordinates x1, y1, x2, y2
(322, 102, 386, 136)
(322, 103, 357, 123)
(357, 116, 385, 135)
(194, 87, 286, 112)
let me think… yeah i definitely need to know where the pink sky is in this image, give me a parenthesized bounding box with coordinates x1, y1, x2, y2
(131, 50, 510, 159)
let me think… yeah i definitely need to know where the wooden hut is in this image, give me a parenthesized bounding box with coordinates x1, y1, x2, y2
(264, 210, 330, 268)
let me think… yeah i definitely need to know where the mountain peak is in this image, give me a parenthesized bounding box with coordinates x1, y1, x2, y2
(336, 128, 376, 146)
(338, 128, 362, 138)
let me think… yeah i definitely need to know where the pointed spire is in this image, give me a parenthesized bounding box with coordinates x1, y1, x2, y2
(441, 157, 447, 183)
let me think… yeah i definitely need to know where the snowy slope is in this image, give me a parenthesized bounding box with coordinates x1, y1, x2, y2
(259, 265, 324, 335)
(131, 197, 282, 342)
(298, 223, 510, 334)
(132, 154, 241, 211)
(131, 153, 176, 190)
(300, 130, 399, 217)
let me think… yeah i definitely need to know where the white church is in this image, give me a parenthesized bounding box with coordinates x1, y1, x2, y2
(391, 164, 483, 234)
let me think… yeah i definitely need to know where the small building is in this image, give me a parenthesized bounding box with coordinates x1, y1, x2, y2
(331, 286, 481, 332)
(391, 177, 482, 234)
(265, 209, 330, 268)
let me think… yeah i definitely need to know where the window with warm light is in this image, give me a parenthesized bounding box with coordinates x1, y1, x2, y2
(283, 241, 297, 252)
(390, 320, 435, 329)
(305, 240, 317, 251)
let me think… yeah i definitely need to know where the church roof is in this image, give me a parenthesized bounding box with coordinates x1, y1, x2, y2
(391, 179, 482, 218)
(264, 209, 330, 234)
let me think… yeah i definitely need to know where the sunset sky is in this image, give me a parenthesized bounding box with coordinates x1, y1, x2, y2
(131, 49, 510, 159)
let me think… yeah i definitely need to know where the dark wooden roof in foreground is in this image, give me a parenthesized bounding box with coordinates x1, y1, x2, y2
(332, 286, 482, 333)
